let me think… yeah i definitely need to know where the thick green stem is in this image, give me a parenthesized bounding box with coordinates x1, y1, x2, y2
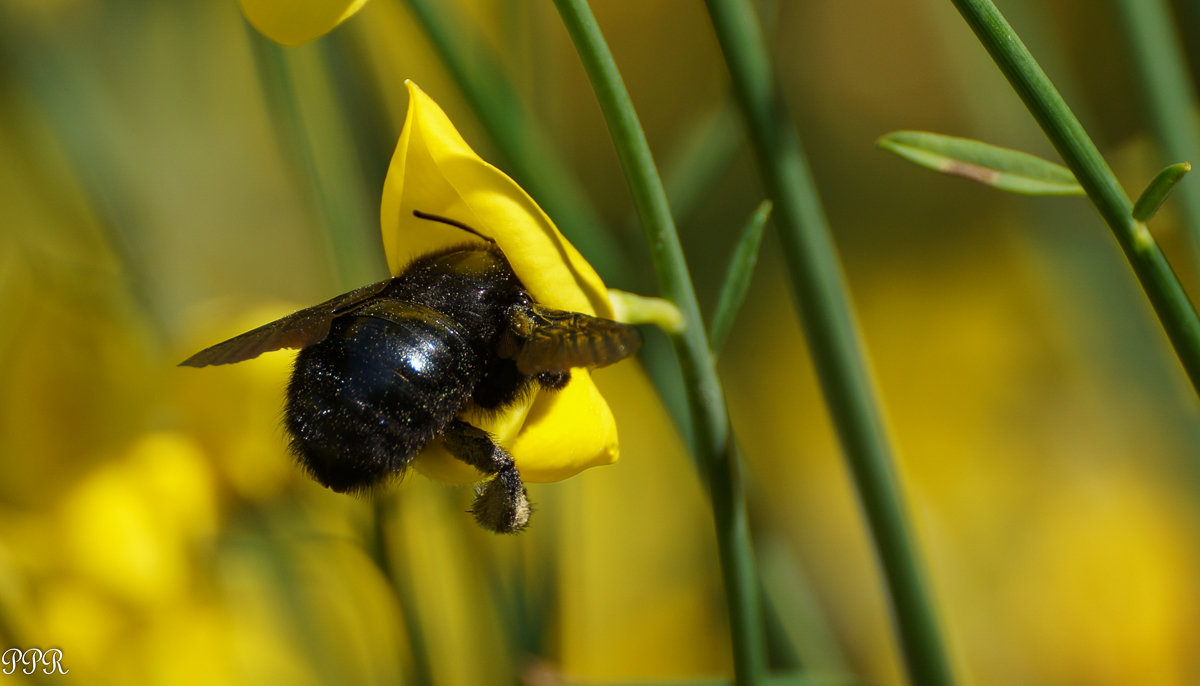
(550, 0, 767, 682)
(701, 2, 956, 686)
(948, 0, 1200, 396)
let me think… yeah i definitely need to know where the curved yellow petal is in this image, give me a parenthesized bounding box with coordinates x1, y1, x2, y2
(383, 81, 620, 483)
(507, 373, 619, 483)
(238, 0, 371, 46)
(381, 81, 612, 318)
(414, 372, 618, 484)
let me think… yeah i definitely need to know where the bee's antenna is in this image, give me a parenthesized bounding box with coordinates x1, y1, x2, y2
(412, 210, 495, 243)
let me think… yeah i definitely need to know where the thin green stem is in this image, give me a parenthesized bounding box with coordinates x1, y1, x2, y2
(700, 2, 955, 686)
(368, 498, 434, 686)
(549, 0, 766, 683)
(651, 100, 746, 233)
(403, 0, 628, 279)
(0, 22, 164, 333)
(246, 29, 376, 287)
(1111, 0, 1200, 258)
(948, 0, 1200, 396)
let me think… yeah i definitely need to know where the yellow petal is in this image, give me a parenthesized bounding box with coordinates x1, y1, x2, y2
(382, 81, 612, 318)
(414, 372, 618, 484)
(382, 81, 620, 482)
(508, 373, 619, 482)
(238, 0, 371, 46)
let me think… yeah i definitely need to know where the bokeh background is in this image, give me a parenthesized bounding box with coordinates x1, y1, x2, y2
(2, 0, 1200, 684)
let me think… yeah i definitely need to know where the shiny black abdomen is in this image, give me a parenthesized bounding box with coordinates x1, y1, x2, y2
(285, 302, 478, 492)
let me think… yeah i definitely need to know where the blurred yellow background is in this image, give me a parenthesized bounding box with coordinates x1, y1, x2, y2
(1, 0, 1199, 684)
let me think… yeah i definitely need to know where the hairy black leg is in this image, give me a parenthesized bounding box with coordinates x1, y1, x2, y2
(442, 420, 531, 533)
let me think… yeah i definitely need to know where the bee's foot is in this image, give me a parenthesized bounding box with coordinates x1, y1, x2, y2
(471, 470, 531, 534)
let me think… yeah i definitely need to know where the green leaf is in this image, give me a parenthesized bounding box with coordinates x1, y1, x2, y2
(709, 200, 771, 355)
(1133, 161, 1192, 222)
(876, 130, 1085, 195)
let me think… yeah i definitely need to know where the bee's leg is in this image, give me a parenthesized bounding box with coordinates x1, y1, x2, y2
(442, 420, 531, 533)
(534, 370, 570, 391)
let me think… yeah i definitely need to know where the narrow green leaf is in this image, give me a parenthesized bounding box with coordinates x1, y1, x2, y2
(877, 130, 1084, 195)
(710, 200, 771, 355)
(1133, 161, 1192, 222)
(946, 0, 1200, 400)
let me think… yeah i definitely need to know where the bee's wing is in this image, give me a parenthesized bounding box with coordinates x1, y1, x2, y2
(179, 279, 393, 367)
(501, 304, 642, 376)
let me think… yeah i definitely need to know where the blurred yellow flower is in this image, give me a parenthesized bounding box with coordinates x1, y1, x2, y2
(58, 432, 218, 607)
(382, 81, 621, 484)
(173, 303, 304, 502)
(237, 0, 370, 46)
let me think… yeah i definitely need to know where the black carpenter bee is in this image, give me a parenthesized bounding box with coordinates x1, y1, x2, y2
(181, 211, 641, 533)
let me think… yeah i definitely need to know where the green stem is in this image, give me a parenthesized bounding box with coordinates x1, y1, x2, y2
(948, 0, 1200, 396)
(245, 29, 375, 287)
(368, 498, 434, 686)
(0, 22, 164, 333)
(550, 0, 766, 682)
(1110, 0, 1200, 257)
(700, 2, 955, 686)
(403, 0, 628, 279)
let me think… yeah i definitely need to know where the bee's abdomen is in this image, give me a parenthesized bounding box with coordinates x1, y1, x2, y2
(285, 303, 478, 493)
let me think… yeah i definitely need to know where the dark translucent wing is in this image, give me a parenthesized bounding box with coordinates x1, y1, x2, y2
(501, 304, 642, 376)
(179, 278, 393, 367)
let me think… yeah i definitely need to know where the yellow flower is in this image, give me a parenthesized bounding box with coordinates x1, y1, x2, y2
(382, 81, 621, 484)
(237, 0, 371, 46)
